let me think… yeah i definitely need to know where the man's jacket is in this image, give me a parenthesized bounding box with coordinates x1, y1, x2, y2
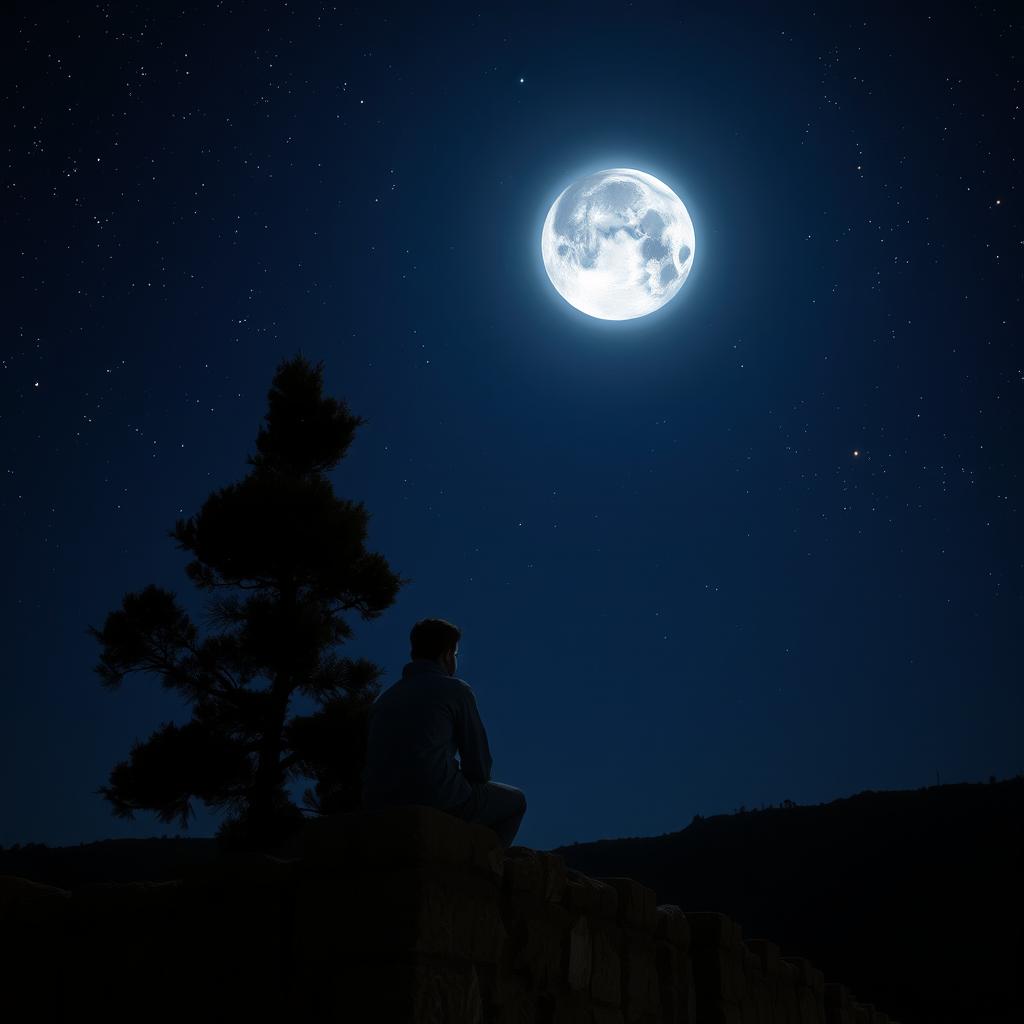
(360, 658, 493, 811)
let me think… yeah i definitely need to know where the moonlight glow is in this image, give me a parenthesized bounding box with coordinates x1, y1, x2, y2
(541, 167, 695, 321)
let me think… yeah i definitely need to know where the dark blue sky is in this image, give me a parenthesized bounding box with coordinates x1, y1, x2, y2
(2, 4, 1019, 852)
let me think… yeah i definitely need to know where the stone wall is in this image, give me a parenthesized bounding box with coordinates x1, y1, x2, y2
(0, 805, 903, 1022)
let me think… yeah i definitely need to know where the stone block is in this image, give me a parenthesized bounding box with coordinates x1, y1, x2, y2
(690, 945, 744, 1004)
(598, 877, 657, 933)
(738, 946, 770, 1023)
(552, 990, 596, 1024)
(685, 911, 742, 948)
(495, 988, 541, 1024)
(566, 913, 593, 991)
(775, 960, 800, 1023)
(292, 863, 504, 965)
(749, 965, 774, 1024)
(699, 1003, 743, 1024)
(811, 966, 825, 999)
(505, 847, 544, 895)
(503, 845, 567, 902)
(825, 981, 852, 1009)
(656, 979, 686, 1024)
(685, 912, 744, 1005)
(746, 938, 781, 975)
(654, 904, 690, 950)
(297, 954, 483, 1022)
(783, 957, 825, 999)
(469, 824, 507, 880)
(797, 984, 824, 1024)
(621, 927, 660, 1023)
(782, 955, 825, 1024)
(520, 915, 564, 990)
(681, 956, 697, 1024)
(480, 955, 533, 1008)
(454, 885, 507, 963)
(506, 906, 568, 991)
(536, 850, 569, 903)
(590, 922, 623, 1007)
(655, 936, 697, 1024)
(743, 948, 762, 980)
(739, 985, 758, 1024)
(654, 937, 681, 993)
(825, 1004, 854, 1024)
(477, 958, 502, 1005)
(302, 804, 502, 881)
(563, 868, 619, 919)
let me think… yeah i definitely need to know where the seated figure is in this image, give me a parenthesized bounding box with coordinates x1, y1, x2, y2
(360, 618, 527, 849)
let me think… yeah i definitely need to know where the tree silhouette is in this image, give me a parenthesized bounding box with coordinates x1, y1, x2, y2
(87, 353, 410, 853)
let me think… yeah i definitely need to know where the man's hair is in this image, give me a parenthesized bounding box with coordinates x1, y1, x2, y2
(410, 618, 462, 660)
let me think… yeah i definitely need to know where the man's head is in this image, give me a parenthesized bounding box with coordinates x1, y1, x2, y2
(410, 618, 461, 676)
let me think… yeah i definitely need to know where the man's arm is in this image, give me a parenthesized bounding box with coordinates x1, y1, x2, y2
(456, 685, 493, 784)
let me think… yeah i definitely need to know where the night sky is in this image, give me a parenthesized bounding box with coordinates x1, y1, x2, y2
(2, 4, 1020, 853)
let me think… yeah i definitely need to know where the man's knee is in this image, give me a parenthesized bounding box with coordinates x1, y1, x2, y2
(491, 781, 526, 817)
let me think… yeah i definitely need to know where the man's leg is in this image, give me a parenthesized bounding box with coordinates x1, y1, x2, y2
(454, 781, 527, 849)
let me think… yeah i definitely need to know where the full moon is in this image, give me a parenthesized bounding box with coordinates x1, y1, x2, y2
(540, 168, 695, 321)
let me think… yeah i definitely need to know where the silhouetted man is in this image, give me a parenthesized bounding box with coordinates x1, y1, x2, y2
(360, 618, 527, 849)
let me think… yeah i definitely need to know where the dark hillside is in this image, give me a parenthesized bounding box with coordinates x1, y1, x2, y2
(548, 777, 1023, 1024)
(2, 778, 1019, 1022)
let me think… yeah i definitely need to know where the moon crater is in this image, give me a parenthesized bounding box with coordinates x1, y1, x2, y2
(541, 168, 695, 321)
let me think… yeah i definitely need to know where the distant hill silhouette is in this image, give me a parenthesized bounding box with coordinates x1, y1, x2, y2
(548, 777, 1023, 1024)
(2, 777, 1019, 1023)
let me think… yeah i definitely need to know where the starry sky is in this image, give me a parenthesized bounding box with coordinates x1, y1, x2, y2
(2, 4, 1020, 853)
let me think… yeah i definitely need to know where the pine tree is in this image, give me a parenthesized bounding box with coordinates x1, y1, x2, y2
(87, 353, 410, 854)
